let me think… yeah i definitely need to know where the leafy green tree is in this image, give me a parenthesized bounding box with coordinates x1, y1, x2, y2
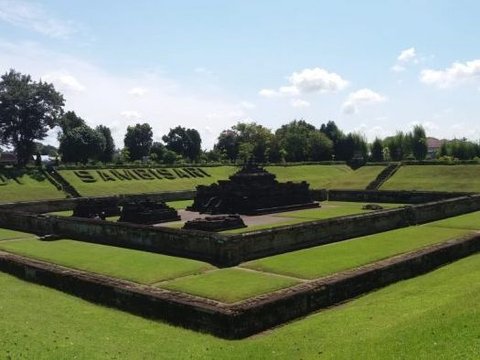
(308, 131, 333, 161)
(411, 125, 428, 160)
(275, 120, 316, 162)
(370, 138, 384, 162)
(149, 142, 165, 162)
(124, 123, 153, 161)
(59, 125, 106, 164)
(162, 149, 177, 164)
(0, 70, 64, 165)
(232, 122, 272, 163)
(95, 125, 115, 163)
(162, 126, 202, 161)
(58, 111, 85, 135)
(214, 129, 239, 161)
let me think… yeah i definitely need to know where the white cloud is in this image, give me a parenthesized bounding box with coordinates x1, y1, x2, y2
(128, 87, 148, 96)
(398, 47, 416, 63)
(342, 88, 386, 114)
(0, 40, 246, 149)
(120, 110, 142, 120)
(41, 72, 86, 92)
(290, 99, 310, 108)
(392, 47, 417, 72)
(0, 0, 76, 38)
(420, 59, 480, 88)
(259, 67, 348, 98)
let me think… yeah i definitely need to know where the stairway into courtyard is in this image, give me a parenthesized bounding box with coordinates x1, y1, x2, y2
(366, 163, 401, 190)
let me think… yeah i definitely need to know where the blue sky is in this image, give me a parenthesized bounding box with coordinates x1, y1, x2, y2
(1, 0, 480, 148)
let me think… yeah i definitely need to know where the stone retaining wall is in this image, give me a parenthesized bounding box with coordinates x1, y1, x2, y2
(1, 233, 479, 338)
(328, 189, 473, 203)
(0, 192, 479, 266)
(0, 190, 195, 214)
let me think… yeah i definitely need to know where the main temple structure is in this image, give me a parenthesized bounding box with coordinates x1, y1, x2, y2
(188, 161, 318, 215)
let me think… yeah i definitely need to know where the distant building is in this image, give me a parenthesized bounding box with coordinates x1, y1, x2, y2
(0, 153, 17, 166)
(426, 137, 445, 159)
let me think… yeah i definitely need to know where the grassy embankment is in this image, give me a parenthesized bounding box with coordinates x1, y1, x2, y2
(0, 250, 479, 358)
(0, 169, 64, 203)
(381, 164, 480, 192)
(58, 164, 383, 197)
(1, 210, 477, 302)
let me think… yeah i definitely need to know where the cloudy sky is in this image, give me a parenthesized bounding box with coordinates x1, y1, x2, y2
(1, 0, 480, 149)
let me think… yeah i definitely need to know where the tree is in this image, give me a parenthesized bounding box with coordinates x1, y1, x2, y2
(232, 122, 272, 163)
(162, 126, 202, 161)
(370, 138, 384, 162)
(411, 125, 428, 160)
(124, 123, 153, 161)
(0, 70, 64, 165)
(149, 142, 165, 162)
(275, 120, 316, 162)
(95, 125, 115, 163)
(59, 125, 106, 164)
(308, 131, 333, 161)
(214, 130, 239, 161)
(58, 111, 85, 135)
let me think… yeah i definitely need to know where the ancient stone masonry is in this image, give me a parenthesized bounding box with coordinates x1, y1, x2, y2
(183, 214, 247, 232)
(188, 161, 319, 215)
(72, 198, 121, 218)
(118, 200, 180, 225)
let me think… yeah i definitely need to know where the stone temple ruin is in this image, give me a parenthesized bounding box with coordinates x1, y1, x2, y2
(118, 199, 180, 225)
(72, 198, 121, 219)
(183, 214, 246, 232)
(188, 161, 319, 215)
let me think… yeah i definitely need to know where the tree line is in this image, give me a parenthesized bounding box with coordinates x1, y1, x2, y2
(1, 69, 480, 166)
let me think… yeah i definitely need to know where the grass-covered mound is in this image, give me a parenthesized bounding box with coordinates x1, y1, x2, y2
(57, 164, 357, 197)
(0, 238, 213, 284)
(1, 251, 479, 358)
(0, 168, 64, 203)
(326, 164, 386, 189)
(381, 164, 480, 192)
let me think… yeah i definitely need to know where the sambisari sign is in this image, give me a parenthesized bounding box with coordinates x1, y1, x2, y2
(73, 167, 211, 183)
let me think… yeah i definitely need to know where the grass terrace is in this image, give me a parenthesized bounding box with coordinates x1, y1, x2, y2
(57, 164, 363, 197)
(0, 169, 65, 203)
(1, 251, 480, 359)
(325, 164, 386, 189)
(381, 164, 480, 192)
(1, 210, 477, 303)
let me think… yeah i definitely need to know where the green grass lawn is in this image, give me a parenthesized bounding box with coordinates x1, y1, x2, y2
(1, 252, 480, 359)
(0, 228, 36, 241)
(160, 268, 299, 303)
(168, 199, 193, 209)
(224, 201, 402, 234)
(266, 164, 353, 189)
(242, 225, 470, 279)
(0, 169, 65, 203)
(425, 210, 480, 231)
(58, 165, 357, 197)
(0, 239, 213, 284)
(329, 165, 386, 189)
(381, 165, 480, 192)
(58, 166, 236, 197)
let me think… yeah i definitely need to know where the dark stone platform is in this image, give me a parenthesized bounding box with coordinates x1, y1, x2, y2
(118, 200, 180, 225)
(183, 214, 247, 232)
(188, 161, 319, 215)
(72, 198, 121, 219)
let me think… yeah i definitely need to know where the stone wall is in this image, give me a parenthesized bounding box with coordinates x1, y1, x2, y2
(0, 210, 225, 265)
(1, 233, 479, 339)
(1, 192, 479, 267)
(328, 189, 473, 203)
(0, 190, 195, 214)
